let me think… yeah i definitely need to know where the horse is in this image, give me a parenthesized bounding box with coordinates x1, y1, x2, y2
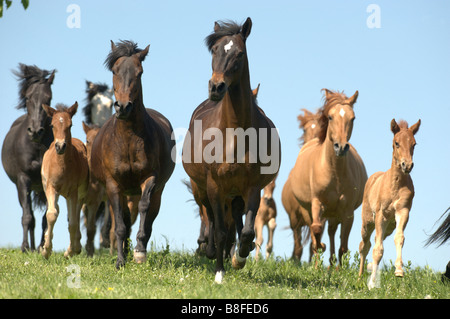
(82, 121, 140, 256)
(90, 40, 175, 269)
(186, 84, 262, 256)
(282, 108, 321, 261)
(82, 81, 114, 126)
(1, 64, 55, 252)
(182, 18, 281, 283)
(40, 102, 89, 259)
(358, 119, 420, 288)
(254, 178, 277, 260)
(286, 89, 367, 266)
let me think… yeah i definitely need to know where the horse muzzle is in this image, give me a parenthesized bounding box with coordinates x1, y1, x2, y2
(114, 101, 133, 119)
(27, 127, 45, 143)
(401, 160, 414, 174)
(55, 140, 67, 155)
(334, 143, 350, 157)
(209, 78, 227, 102)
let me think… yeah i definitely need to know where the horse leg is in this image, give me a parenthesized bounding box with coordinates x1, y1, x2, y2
(310, 198, 325, 256)
(393, 208, 410, 277)
(64, 193, 82, 258)
(338, 211, 354, 265)
(254, 214, 264, 261)
(107, 183, 127, 269)
(41, 188, 59, 259)
(266, 217, 276, 259)
(292, 225, 303, 261)
(134, 176, 158, 264)
(327, 217, 339, 266)
(16, 175, 35, 252)
(233, 188, 260, 269)
(368, 211, 388, 289)
(84, 191, 102, 257)
(359, 202, 375, 278)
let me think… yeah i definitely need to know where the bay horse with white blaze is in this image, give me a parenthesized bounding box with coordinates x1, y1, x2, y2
(40, 102, 89, 259)
(285, 89, 367, 265)
(90, 40, 175, 269)
(359, 119, 420, 289)
(2, 64, 55, 252)
(182, 18, 281, 283)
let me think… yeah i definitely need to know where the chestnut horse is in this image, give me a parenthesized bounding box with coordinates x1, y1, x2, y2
(40, 102, 89, 259)
(182, 18, 281, 283)
(282, 108, 321, 261)
(359, 119, 420, 289)
(90, 40, 175, 269)
(286, 89, 367, 265)
(254, 179, 277, 260)
(2, 64, 55, 252)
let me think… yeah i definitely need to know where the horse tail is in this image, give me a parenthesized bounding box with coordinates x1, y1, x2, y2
(32, 190, 47, 212)
(425, 207, 450, 247)
(301, 225, 311, 247)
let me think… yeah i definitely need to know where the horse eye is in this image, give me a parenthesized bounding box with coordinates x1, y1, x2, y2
(395, 142, 400, 148)
(328, 116, 333, 121)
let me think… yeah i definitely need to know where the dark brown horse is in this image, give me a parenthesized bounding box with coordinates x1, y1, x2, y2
(182, 18, 281, 283)
(2, 64, 55, 252)
(90, 40, 175, 268)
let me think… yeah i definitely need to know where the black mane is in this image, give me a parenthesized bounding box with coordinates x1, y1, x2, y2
(104, 40, 144, 71)
(205, 20, 243, 52)
(12, 63, 56, 110)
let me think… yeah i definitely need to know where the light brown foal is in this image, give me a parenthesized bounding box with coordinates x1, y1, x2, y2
(41, 102, 89, 259)
(359, 119, 421, 289)
(254, 179, 277, 260)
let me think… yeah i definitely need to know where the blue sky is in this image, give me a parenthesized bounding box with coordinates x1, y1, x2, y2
(0, 1, 449, 273)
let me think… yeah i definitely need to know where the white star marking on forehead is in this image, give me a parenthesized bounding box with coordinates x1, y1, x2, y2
(311, 124, 316, 129)
(224, 40, 233, 53)
(59, 117, 64, 123)
(339, 108, 346, 118)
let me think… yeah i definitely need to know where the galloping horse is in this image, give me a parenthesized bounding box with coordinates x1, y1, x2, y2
(282, 108, 321, 261)
(254, 179, 277, 260)
(359, 119, 420, 289)
(286, 89, 367, 265)
(182, 18, 281, 283)
(2, 64, 55, 252)
(90, 40, 175, 268)
(40, 102, 89, 259)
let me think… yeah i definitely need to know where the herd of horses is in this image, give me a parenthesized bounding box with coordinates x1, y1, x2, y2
(1, 18, 449, 286)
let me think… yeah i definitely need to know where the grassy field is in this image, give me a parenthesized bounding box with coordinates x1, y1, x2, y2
(0, 242, 448, 300)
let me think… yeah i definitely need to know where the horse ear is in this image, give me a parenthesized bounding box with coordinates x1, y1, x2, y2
(68, 101, 78, 118)
(42, 104, 55, 117)
(82, 121, 91, 134)
(410, 119, 421, 135)
(322, 88, 333, 100)
(110, 40, 116, 51)
(214, 21, 220, 33)
(86, 80, 94, 89)
(346, 90, 359, 106)
(252, 83, 260, 98)
(241, 17, 252, 40)
(391, 119, 400, 135)
(137, 44, 150, 62)
(47, 70, 56, 85)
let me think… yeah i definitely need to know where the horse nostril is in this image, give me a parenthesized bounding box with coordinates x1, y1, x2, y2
(37, 128, 45, 136)
(344, 144, 350, 152)
(217, 82, 226, 94)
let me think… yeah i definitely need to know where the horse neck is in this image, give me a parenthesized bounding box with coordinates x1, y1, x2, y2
(388, 154, 410, 191)
(220, 61, 253, 128)
(321, 134, 348, 176)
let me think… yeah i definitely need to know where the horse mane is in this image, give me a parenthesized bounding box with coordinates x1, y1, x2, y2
(53, 103, 71, 112)
(12, 63, 56, 110)
(397, 120, 409, 130)
(317, 89, 351, 143)
(83, 81, 110, 124)
(104, 40, 144, 71)
(205, 20, 243, 52)
(297, 108, 317, 145)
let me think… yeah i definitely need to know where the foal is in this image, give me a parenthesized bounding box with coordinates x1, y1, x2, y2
(41, 102, 89, 258)
(254, 179, 277, 260)
(359, 119, 421, 289)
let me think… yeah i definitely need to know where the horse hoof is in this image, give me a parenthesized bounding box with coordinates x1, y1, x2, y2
(394, 269, 404, 277)
(134, 250, 147, 264)
(41, 248, 51, 259)
(215, 270, 225, 284)
(231, 253, 246, 270)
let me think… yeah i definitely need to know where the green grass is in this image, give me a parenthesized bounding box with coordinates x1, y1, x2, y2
(0, 243, 448, 299)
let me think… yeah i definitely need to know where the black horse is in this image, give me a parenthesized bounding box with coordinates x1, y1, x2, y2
(2, 64, 55, 252)
(425, 208, 450, 282)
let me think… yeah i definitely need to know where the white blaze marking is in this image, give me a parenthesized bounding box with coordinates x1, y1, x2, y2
(339, 108, 346, 118)
(224, 40, 233, 53)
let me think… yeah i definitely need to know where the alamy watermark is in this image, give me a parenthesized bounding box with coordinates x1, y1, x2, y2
(66, 264, 81, 288)
(66, 4, 81, 29)
(366, 4, 381, 29)
(172, 120, 280, 175)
